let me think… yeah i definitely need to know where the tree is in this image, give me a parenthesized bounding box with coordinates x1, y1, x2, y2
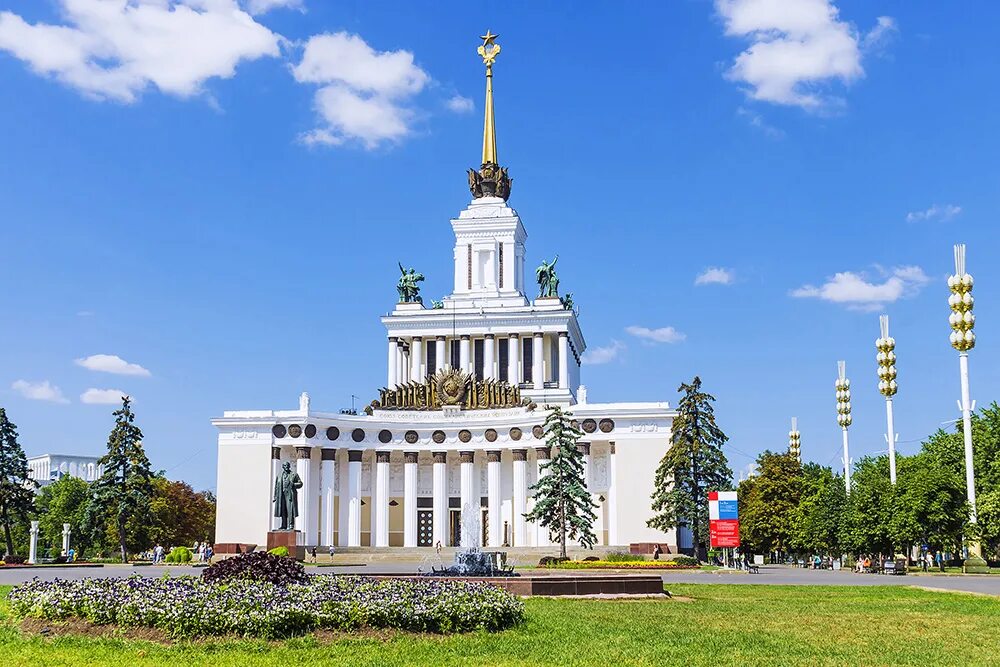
(839, 457, 895, 556)
(0, 407, 36, 556)
(738, 451, 801, 557)
(84, 397, 154, 562)
(791, 463, 846, 556)
(148, 476, 216, 548)
(890, 452, 968, 555)
(35, 476, 91, 557)
(648, 377, 732, 560)
(524, 406, 597, 559)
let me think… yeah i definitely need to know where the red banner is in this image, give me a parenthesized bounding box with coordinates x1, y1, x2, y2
(709, 518, 740, 548)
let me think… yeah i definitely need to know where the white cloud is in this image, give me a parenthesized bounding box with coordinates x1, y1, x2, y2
(715, 0, 894, 110)
(446, 94, 474, 113)
(75, 354, 151, 377)
(737, 106, 785, 138)
(11, 380, 70, 404)
(695, 267, 736, 286)
(244, 0, 303, 14)
(625, 326, 686, 344)
(293, 32, 430, 149)
(791, 265, 930, 310)
(582, 340, 625, 365)
(80, 388, 128, 405)
(862, 16, 898, 51)
(0, 1, 281, 103)
(906, 204, 961, 223)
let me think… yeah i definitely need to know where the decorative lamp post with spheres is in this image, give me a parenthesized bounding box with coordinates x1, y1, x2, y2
(836, 361, 852, 495)
(876, 315, 899, 485)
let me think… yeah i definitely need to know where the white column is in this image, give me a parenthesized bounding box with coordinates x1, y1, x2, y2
(337, 453, 350, 547)
(535, 446, 551, 546)
(62, 523, 71, 555)
(508, 334, 520, 384)
(403, 452, 418, 548)
(487, 451, 501, 547)
(460, 451, 476, 547)
(401, 345, 410, 383)
(321, 449, 336, 546)
(460, 336, 471, 375)
(28, 521, 39, 564)
(533, 333, 544, 390)
(374, 451, 390, 547)
(432, 452, 448, 546)
(579, 442, 591, 491)
(484, 334, 496, 379)
(558, 332, 569, 389)
(387, 337, 397, 387)
(295, 447, 313, 543)
(842, 428, 852, 495)
(271, 447, 282, 530)
(346, 451, 362, 547)
(512, 449, 528, 547)
(960, 352, 977, 521)
(886, 397, 897, 485)
(396, 342, 405, 384)
(411, 337, 424, 381)
(607, 442, 619, 546)
(436, 336, 447, 372)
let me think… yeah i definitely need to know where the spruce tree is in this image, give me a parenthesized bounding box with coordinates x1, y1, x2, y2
(85, 396, 154, 563)
(647, 377, 732, 561)
(524, 406, 597, 559)
(0, 408, 36, 556)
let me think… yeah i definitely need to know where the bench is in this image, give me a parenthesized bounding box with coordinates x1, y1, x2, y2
(747, 564, 760, 574)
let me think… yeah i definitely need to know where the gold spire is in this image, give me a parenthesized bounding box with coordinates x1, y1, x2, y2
(478, 30, 500, 165)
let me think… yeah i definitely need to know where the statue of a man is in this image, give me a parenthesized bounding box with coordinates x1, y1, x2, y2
(273, 461, 302, 530)
(397, 262, 425, 303)
(536, 255, 559, 298)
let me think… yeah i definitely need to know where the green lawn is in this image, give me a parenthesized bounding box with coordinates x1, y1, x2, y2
(2, 583, 1000, 666)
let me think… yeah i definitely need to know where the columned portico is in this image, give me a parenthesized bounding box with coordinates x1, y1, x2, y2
(387, 337, 397, 387)
(374, 451, 390, 547)
(346, 450, 362, 547)
(410, 337, 423, 380)
(460, 335, 471, 375)
(403, 452, 418, 547)
(320, 449, 336, 546)
(484, 334, 496, 379)
(534, 446, 551, 545)
(487, 450, 501, 546)
(558, 332, 569, 389)
(532, 333, 544, 390)
(512, 448, 528, 546)
(432, 451, 447, 546)
(508, 333, 520, 384)
(436, 336, 447, 371)
(459, 450, 476, 546)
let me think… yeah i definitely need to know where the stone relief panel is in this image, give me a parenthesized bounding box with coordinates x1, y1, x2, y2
(479, 466, 488, 492)
(448, 465, 460, 495)
(360, 462, 372, 495)
(418, 465, 433, 495)
(390, 463, 404, 494)
(592, 454, 609, 491)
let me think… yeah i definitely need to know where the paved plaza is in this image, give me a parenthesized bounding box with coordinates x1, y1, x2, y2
(3, 564, 999, 596)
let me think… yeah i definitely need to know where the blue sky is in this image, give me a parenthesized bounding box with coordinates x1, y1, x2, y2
(1, 1, 998, 492)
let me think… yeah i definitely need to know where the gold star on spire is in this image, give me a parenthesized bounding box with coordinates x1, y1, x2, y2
(477, 30, 501, 164)
(478, 30, 501, 66)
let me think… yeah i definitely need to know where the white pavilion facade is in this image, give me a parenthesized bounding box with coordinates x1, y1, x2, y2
(212, 33, 679, 553)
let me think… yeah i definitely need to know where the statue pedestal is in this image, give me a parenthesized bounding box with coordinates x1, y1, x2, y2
(266, 531, 305, 560)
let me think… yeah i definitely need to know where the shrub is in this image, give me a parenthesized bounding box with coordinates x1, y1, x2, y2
(605, 551, 645, 563)
(7, 575, 525, 639)
(582, 555, 600, 561)
(202, 551, 307, 586)
(671, 556, 700, 566)
(3, 554, 27, 565)
(268, 546, 290, 557)
(165, 547, 193, 564)
(538, 556, 570, 567)
(53, 556, 68, 564)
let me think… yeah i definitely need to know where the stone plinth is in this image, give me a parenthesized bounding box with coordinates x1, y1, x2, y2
(267, 530, 305, 560)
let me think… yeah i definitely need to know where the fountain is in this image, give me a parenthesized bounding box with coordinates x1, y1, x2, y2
(426, 503, 518, 577)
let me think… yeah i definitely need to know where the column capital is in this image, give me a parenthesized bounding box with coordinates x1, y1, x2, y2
(509, 332, 520, 339)
(396, 339, 405, 348)
(484, 333, 496, 339)
(512, 448, 528, 461)
(577, 442, 591, 455)
(535, 446, 551, 460)
(404, 452, 419, 464)
(348, 450, 364, 462)
(436, 335, 447, 341)
(432, 451, 448, 464)
(460, 334, 471, 341)
(460, 451, 475, 464)
(295, 446, 311, 460)
(558, 331, 568, 338)
(533, 332, 544, 339)
(412, 336, 423, 341)
(321, 448, 337, 461)
(376, 451, 391, 464)
(271, 447, 281, 460)
(487, 450, 502, 463)
(609, 441, 616, 455)
(388, 336, 398, 342)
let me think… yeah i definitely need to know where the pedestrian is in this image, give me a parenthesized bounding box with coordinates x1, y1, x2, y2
(310, 546, 317, 563)
(935, 550, 943, 571)
(435, 540, 442, 555)
(205, 544, 213, 562)
(328, 544, 335, 558)
(653, 544, 661, 561)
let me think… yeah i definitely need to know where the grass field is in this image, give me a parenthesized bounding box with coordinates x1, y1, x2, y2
(3, 583, 1000, 666)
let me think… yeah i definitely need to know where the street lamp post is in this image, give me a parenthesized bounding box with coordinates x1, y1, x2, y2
(788, 418, 801, 464)
(876, 315, 898, 484)
(836, 361, 852, 495)
(948, 244, 987, 571)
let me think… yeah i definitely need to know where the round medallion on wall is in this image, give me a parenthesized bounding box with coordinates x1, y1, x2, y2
(509, 427, 522, 441)
(432, 430, 446, 444)
(599, 419, 615, 433)
(326, 427, 340, 441)
(458, 429, 472, 443)
(582, 419, 597, 434)
(378, 429, 392, 444)
(271, 424, 287, 438)
(571, 420, 580, 431)
(485, 428, 498, 442)
(304, 424, 317, 438)
(531, 425, 544, 439)
(405, 430, 419, 444)
(287, 424, 302, 438)
(351, 428, 365, 443)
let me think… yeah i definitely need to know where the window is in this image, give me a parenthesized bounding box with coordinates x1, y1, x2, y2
(426, 342, 437, 376)
(474, 339, 484, 380)
(522, 337, 533, 384)
(450, 339, 461, 369)
(498, 338, 509, 382)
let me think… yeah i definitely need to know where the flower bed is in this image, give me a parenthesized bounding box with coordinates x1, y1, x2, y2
(544, 560, 700, 570)
(8, 575, 525, 639)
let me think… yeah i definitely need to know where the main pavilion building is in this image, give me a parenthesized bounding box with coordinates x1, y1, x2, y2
(213, 34, 679, 553)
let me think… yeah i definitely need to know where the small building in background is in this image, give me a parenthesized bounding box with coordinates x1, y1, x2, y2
(27, 454, 103, 488)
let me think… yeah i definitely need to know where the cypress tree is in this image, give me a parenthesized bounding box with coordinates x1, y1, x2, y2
(0, 407, 36, 556)
(647, 377, 732, 561)
(524, 406, 597, 559)
(85, 396, 154, 563)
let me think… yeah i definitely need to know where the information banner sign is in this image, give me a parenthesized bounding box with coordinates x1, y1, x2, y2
(708, 490, 740, 548)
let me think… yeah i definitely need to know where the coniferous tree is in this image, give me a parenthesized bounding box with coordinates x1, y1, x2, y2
(647, 377, 732, 561)
(84, 397, 154, 563)
(524, 406, 597, 559)
(0, 408, 36, 556)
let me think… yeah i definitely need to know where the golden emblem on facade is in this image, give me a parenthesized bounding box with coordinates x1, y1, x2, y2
(368, 368, 527, 413)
